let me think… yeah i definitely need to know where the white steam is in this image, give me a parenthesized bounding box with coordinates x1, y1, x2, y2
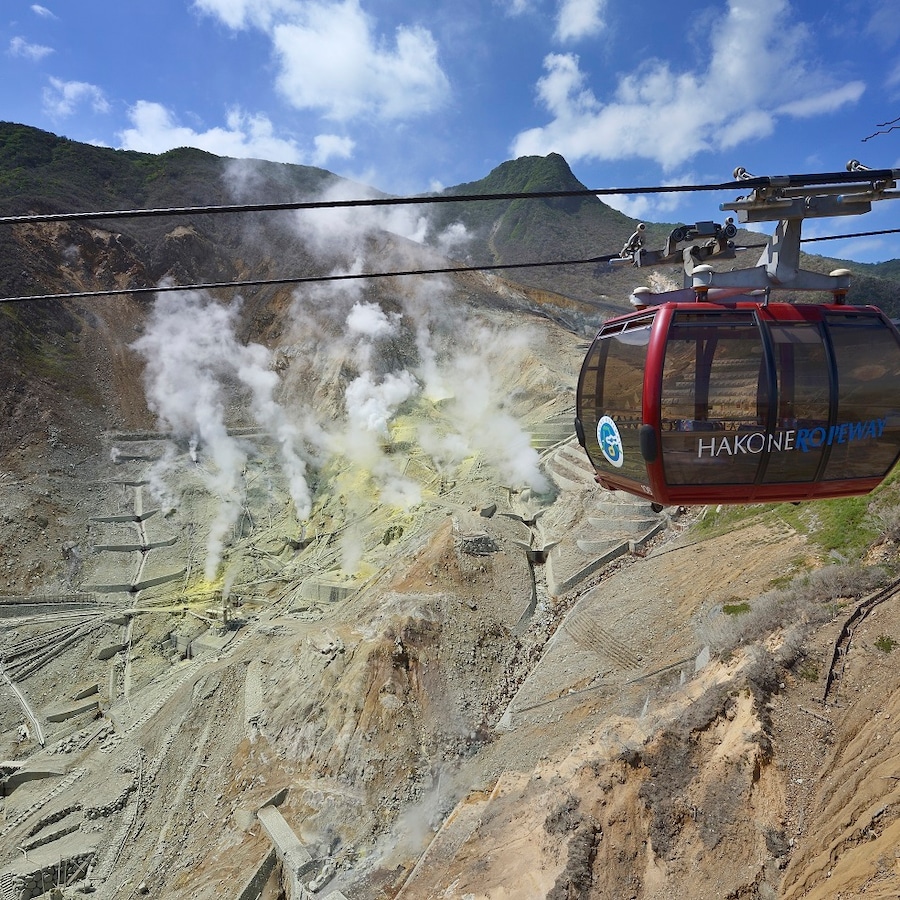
(133, 290, 312, 580)
(132, 172, 554, 582)
(417, 322, 550, 494)
(344, 370, 416, 437)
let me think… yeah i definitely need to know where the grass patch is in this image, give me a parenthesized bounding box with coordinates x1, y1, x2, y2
(805, 496, 880, 555)
(797, 660, 820, 682)
(691, 493, 883, 562)
(875, 634, 897, 653)
(692, 503, 772, 538)
(723, 601, 751, 616)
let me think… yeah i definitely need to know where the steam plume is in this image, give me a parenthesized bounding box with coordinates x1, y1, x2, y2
(133, 289, 312, 580)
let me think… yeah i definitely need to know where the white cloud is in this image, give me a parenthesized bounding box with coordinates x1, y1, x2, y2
(118, 101, 304, 162)
(777, 82, 866, 118)
(555, 0, 606, 42)
(512, 0, 866, 169)
(42, 77, 109, 117)
(865, 0, 900, 49)
(192, 0, 300, 30)
(271, 1, 449, 120)
(197, 0, 449, 122)
(888, 60, 900, 89)
(31, 4, 57, 18)
(9, 36, 53, 61)
(605, 174, 695, 220)
(312, 133, 354, 166)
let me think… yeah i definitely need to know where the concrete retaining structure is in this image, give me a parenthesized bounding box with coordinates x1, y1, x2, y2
(235, 848, 277, 900)
(298, 578, 356, 604)
(257, 805, 317, 899)
(0, 835, 96, 899)
(44, 696, 100, 723)
(2, 764, 67, 796)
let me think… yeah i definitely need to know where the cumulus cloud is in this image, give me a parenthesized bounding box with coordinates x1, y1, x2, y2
(118, 101, 304, 162)
(193, 0, 300, 31)
(272, 2, 449, 120)
(42, 77, 109, 117)
(888, 61, 900, 89)
(777, 82, 866, 118)
(512, 0, 866, 169)
(9, 36, 53, 61)
(555, 0, 606, 42)
(604, 174, 695, 221)
(312, 133, 355, 166)
(196, 0, 449, 122)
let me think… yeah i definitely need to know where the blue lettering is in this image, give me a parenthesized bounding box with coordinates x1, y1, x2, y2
(796, 429, 809, 452)
(827, 425, 837, 446)
(878, 418, 886, 437)
(838, 423, 849, 444)
(809, 427, 826, 448)
(849, 421, 865, 440)
(863, 421, 876, 439)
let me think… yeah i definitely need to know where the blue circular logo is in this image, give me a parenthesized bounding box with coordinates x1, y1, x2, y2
(597, 416, 624, 468)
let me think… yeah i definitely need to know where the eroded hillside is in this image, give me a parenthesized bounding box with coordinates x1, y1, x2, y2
(2, 127, 900, 900)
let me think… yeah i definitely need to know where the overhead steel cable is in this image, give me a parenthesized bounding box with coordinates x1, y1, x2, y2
(0, 166, 898, 226)
(0, 252, 622, 304)
(800, 226, 900, 243)
(1, 225, 899, 305)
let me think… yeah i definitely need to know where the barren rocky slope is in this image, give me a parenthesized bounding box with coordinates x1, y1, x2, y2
(2, 128, 900, 900)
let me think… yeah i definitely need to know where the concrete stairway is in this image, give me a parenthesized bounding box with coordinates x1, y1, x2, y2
(538, 436, 669, 596)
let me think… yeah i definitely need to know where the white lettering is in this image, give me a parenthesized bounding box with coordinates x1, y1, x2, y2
(746, 432, 765, 453)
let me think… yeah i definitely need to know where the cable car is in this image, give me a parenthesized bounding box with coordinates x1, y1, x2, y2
(575, 164, 900, 506)
(576, 296, 900, 505)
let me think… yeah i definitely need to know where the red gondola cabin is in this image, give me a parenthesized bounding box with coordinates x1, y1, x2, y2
(575, 301, 900, 505)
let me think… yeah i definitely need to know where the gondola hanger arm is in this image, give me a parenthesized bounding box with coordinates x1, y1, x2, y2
(612, 160, 900, 303)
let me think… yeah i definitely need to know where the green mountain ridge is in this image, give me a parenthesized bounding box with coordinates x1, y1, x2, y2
(430, 152, 673, 304)
(0, 121, 898, 316)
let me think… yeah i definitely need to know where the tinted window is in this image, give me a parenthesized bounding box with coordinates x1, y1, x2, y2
(761, 323, 829, 484)
(578, 317, 653, 484)
(660, 312, 766, 485)
(821, 313, 900, 480)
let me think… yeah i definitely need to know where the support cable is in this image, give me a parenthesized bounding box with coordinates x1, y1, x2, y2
(1, 166, 898, 227)
(0, 253, 621, 304)
(1, 224, 899, 304)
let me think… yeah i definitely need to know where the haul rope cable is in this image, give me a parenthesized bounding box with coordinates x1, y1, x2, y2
(1, 165, 898, 226)
(0, 164, 897, 303)
(1, 227, 898, 304)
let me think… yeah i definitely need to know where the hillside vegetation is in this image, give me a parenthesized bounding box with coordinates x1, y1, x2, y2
(1, 123, 900, 900)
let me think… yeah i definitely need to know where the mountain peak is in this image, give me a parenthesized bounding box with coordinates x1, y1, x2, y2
(448, 152, 586, 196)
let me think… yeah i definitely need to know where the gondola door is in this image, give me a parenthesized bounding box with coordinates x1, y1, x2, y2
(657, 309, 770, 497)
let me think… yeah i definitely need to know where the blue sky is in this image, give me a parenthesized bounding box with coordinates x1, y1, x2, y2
(2, 0, 900, 262)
